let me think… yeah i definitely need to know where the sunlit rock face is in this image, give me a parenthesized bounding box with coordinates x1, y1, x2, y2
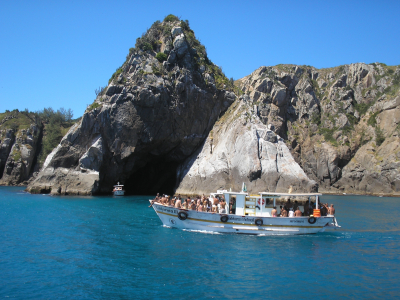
(176, 98, 317, 195)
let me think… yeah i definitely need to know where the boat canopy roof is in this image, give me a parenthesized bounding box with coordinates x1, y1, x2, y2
(259, 192, 322, 197)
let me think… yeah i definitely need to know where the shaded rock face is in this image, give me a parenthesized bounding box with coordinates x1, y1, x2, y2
(0, 129, 15, 176)
(0, 114, 42, 185)
(334, 137, 400, 194)
(27, 20, 235, 195)
(176, 98, 317, 195)
(237, 63, 400, 195)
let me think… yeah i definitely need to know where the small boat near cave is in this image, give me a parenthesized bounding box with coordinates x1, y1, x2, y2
(151, 191, 340, 235)
(112, 183, 125, 196)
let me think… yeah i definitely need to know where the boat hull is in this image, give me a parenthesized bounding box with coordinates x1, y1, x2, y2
(152, 203, 336, 235)
(113, 190, 125, 196)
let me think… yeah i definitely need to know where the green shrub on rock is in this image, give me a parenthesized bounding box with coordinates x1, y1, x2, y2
(156, 52, 168, 62)
(164, 14, 179, 23)
(375, 126, 385, 146)
(142, 42, 153, 51)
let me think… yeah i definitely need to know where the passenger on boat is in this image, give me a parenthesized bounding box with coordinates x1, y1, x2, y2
(148, 193, 160, 207)
(182, 201, 188, 209)
(293, 200, 299, 211)
(212, 201, 218, 213)
(320, 203, 328, 216)
(230, 199, 236, 214)
(271, 207, 277, 217)
(197, 201, 203, 212)
(280, 207, 288, 217)
(328, 204, 335, 215)
(213, 196, 219, 207)
(201, 200, 206, 212)
(295, 207, 302, 216)
(303, 202, 310, 216)
(219, 199, 227, 213)
(288, 208, 295, 217)
(175, 197, 182, 208)
(206, 199, 211, 212)
(190, 200, 196, 210)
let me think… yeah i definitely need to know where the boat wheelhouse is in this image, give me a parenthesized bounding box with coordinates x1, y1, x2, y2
(113, 183, 125, 196)
(151, 191, 340, 235)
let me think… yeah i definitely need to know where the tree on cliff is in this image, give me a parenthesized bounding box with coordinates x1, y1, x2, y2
(36, 107, 75, 165)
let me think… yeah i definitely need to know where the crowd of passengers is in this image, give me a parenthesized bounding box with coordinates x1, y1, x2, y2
(270, 199, 335, 217)
(151, 193, 233, 213)
(151, 194, 335, 217)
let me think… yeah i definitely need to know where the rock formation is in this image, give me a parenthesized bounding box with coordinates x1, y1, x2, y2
(23, 15, 400, 196)
(0, 111, 42, 185)
(176, 97, 317, 195)
(236, 63, 400, 195)
(27, 17, 235, 195)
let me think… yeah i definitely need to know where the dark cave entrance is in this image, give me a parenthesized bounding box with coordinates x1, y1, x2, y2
(124, 157, 180, 196)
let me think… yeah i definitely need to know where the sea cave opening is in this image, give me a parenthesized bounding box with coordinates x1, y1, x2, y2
(123, 157, 180, 196)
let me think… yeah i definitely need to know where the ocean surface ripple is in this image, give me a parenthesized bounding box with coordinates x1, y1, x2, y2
(1, 187, 399, 299)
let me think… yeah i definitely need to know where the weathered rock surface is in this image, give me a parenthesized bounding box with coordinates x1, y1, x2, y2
(22, 16, 400, 196)
(0, 112, 42, 185)
(236, 63, 400, 195)
(176, 98, 317, 195)
(334, 136, 400, 194)
(27, 18, 235, 195)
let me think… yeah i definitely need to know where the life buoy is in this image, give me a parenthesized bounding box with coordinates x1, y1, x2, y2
(220, 215, 229, 222)
(255, 218, 263, 226)
(178, 211, 188, 220)
(308, 216, 317, 224)
(257, 198, 265, 206)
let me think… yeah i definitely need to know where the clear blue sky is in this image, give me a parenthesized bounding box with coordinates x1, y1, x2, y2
(1, 0, 399, 118)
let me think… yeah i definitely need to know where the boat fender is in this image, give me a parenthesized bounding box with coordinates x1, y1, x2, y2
(308, 216, 317, 224)
(255, 218, 263, 226)
(178, 211, 188, 221)
(220, 215, 229, 222)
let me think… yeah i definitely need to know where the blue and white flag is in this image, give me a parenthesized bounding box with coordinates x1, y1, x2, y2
(242, 182, 247, 192)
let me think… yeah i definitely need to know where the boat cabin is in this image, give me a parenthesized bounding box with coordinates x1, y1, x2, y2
(219, 191, 322, 217)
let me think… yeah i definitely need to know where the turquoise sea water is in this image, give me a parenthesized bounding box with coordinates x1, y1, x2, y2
(0, 186, 399, 299)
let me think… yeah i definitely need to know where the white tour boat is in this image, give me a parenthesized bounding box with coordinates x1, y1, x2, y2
(150, 191, 340, 235)
(112, 183, 125, 196)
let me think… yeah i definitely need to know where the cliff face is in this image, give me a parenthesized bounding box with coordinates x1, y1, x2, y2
(176, 97, 317, 195)
(0, 111, 42, 185)
(235, 63, 400, 195)
(25, 16, 400, 196)
(27, 17, 235, 195)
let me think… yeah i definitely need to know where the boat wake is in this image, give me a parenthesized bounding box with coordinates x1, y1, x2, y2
(182, 229, 223, 235)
